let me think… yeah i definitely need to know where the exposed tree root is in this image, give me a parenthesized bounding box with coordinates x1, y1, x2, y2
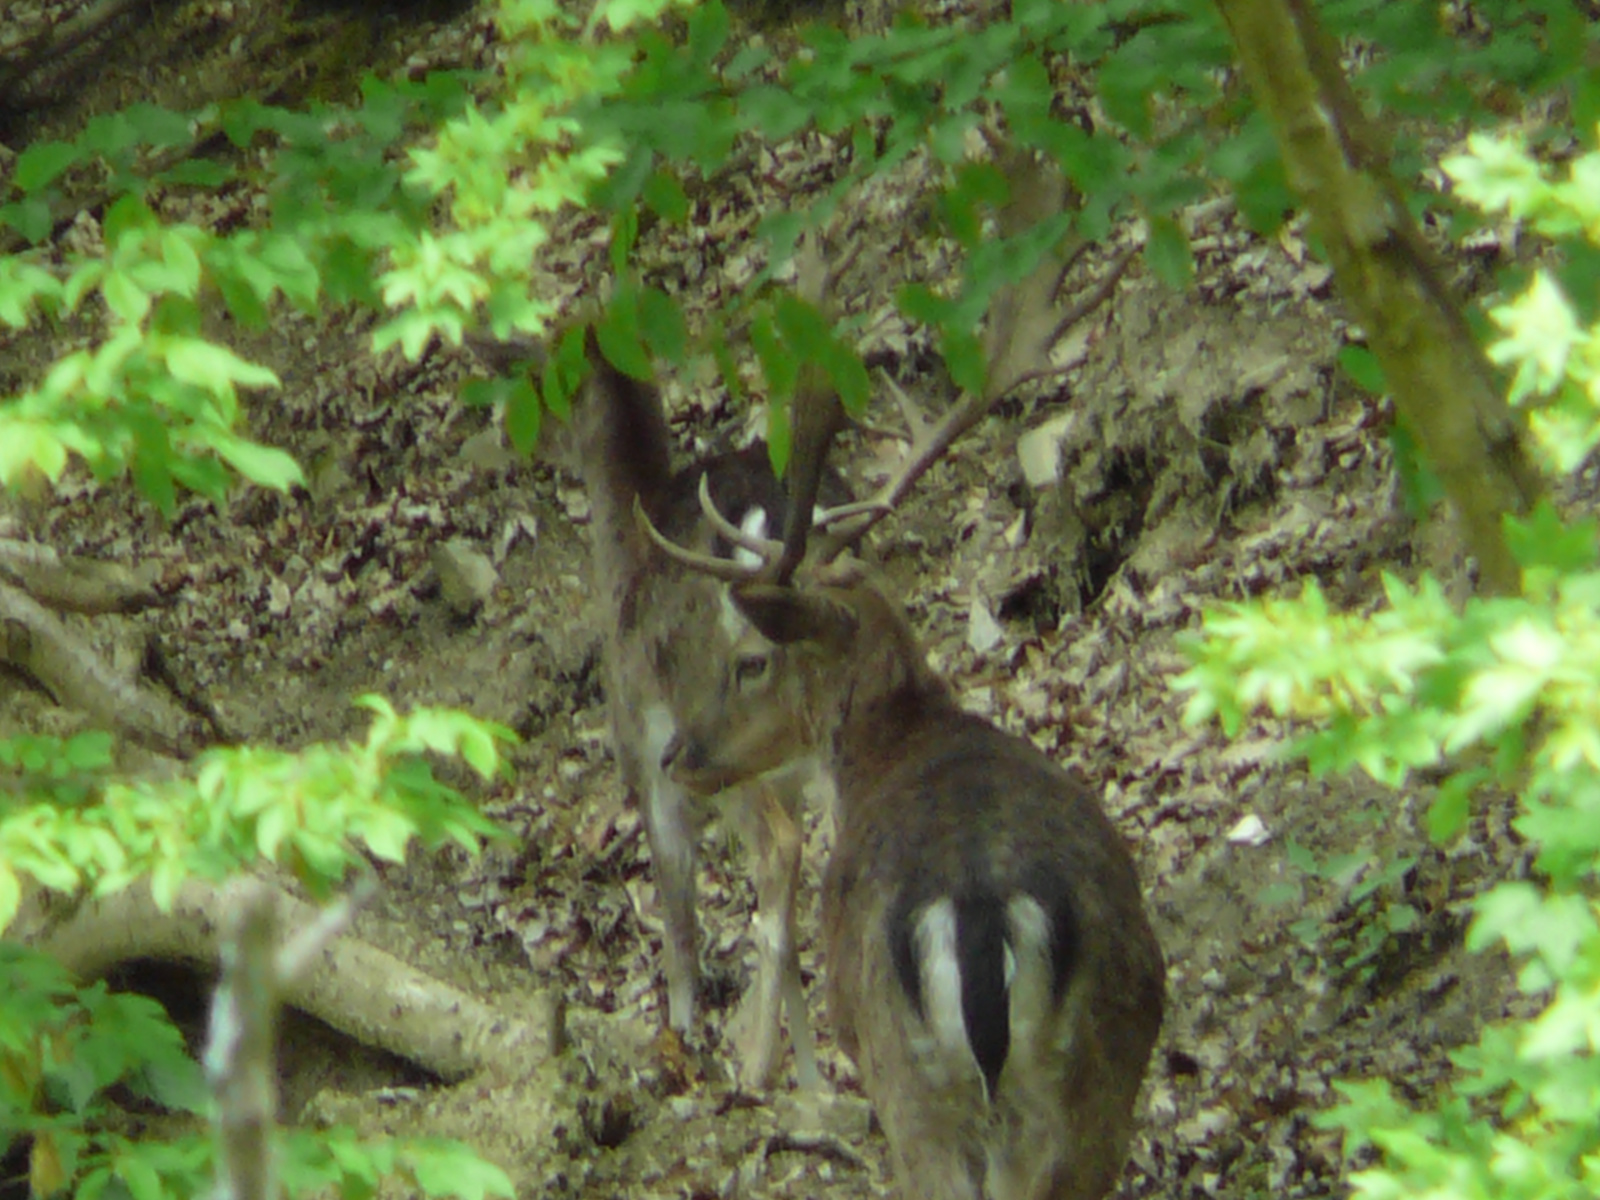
(0, 577, 206, 756)
(0, 538, 169, 615)
(29, 877, 558, 1083)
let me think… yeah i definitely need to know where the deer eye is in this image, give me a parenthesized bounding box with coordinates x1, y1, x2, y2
(733, 652, 771, 687)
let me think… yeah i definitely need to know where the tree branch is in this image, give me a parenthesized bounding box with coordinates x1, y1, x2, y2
(1212, 0, 1542, 595)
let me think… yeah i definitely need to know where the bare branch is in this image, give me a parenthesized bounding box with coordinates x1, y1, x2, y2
(36, 876, 555, 1083)
(773, 231, 851, 583)
(806, 153, 1130, 562)
(1043, 244, 1136, 360)
(206, 883, 283, 1200)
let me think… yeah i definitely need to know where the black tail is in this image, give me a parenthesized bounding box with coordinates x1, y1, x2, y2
(955, 894, 1012, 1100)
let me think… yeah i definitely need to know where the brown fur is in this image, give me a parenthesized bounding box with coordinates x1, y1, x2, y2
(572, 338, 823, 1088)
(668, 572, 1164, 1200)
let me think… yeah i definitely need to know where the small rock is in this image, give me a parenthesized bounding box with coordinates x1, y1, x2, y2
(1016, 412, 1076, 489)
(967, 595, 1003, 653)
(431, 539, 498, 616)
(1226, 814, 1271, 846)
(460, 427, 521, 472)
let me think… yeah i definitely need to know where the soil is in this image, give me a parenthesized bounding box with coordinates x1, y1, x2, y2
(0, 3, 1537, 1200)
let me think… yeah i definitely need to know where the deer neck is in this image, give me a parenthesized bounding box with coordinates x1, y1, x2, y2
(827, 654, 956, 801)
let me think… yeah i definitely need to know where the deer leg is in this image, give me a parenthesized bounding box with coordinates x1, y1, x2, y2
(730, 779, 816, 1090)
(641, 705, 699, 1034)
(771, 782, 820, 1090)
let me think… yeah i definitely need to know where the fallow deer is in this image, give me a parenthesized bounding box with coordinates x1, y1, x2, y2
(633, 154, 1161, 1198)
(564, 327, 842, 1090)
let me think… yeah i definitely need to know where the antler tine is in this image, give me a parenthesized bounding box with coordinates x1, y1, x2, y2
(633, 496, 765, 583)
(694, 473, 785, 561)
(805, 388, 991, 563)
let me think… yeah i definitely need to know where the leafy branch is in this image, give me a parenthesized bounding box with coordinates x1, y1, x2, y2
(1212, 0, 1544, 595)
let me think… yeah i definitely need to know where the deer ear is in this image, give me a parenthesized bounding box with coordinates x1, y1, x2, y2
(734, 584, 858, 649)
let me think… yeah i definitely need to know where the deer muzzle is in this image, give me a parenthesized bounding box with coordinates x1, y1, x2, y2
(660, 732, 727, 796)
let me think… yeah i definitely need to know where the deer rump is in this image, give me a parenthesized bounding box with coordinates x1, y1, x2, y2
(823, 709, 1163, 1200)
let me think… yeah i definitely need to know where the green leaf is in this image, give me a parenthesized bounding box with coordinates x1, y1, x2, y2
(641, 169, 690, 223)
(103, 194, 157, 244)
(1388, 418, 1445, 518)
(596, 297, 653, 382)
(711, 333, 745, 408)
(821, 340, 870, 416)
(1144, 213, 1194, 290)
(171, 453, 232, 503)
(750, 312, 797, 399)
(611, 205, 639, 276)
(1504, 502, 1598, 573)
(63, 731, 113, 771)
(1256, 881, 1302, 907)
(123, 103, 192, 148)
(594, 145, 654, 212)
(0, 863, 20, 932)
(115, 1149, 166, 1200)
(0, 197, 54, 243)
(773, 293, 830, 359)
(896, 283, 947, 327)
(157, 159, 232, 188)
(163, 339, 279, 392)
(942, 325, 986, 396)
(685, 0, 730, 65)
(1338, 344, 1387, 394)
(361, 807, 416, 863)
(767, 393, 792, 478)
(544, 323, 590, 423)
(740, 86, 811, 140)
(404, 1142, 515, 1200)
(639, 287, 688, 365)
(506, 378, 543, 454)
(210, 434, 304, 492)
(1385, 903, 1420, 934)
(1426, 768, 1484, 842)
(102, 271, 151, 323)
(460, 377, 512, 409)
(14, 141, 80, 193)
(726, 43, 771, 81)
(130, 427, 177, 515)
(1211, 116, 1293, 235)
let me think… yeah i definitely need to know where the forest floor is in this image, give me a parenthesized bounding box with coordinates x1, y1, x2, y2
(0, 1, 1539, 1198)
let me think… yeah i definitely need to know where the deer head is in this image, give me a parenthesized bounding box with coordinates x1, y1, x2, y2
(662, 560, 948, 798)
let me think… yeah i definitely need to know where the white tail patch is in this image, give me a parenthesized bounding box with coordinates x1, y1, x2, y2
(1004, 895, 1056, 1058)
(911, 898, 978, 1083)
